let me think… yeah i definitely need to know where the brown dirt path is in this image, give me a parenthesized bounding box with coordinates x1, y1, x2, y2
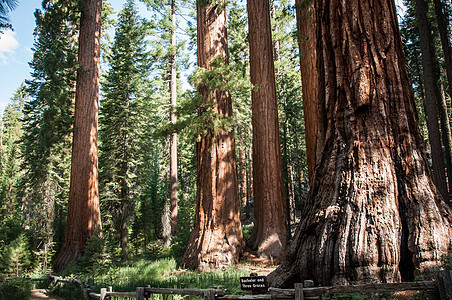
(30, 289, 63, 300)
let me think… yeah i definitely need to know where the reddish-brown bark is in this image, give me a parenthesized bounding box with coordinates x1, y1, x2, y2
(53, 0, 102, 272)
(246, 0, 288, 258)
(295, 0, 318, 185)
(269, 0, 452, 287)
(181, 0, 244, 271)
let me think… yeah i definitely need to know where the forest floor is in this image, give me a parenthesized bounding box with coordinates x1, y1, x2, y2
(30, 289, 64, 300)
(237, 251, 280, 276)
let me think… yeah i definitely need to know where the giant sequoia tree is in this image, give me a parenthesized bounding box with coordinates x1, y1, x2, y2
(181, 0, 244, 270)
(53, 0, 103, 272)
(269, 0, 452, 286)
(246, 0, 287, 258)
(295, 0, 318, 185)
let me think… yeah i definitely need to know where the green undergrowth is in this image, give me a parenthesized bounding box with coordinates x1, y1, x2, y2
(52, 258, 250, 299)
(0, 278, 32, 300)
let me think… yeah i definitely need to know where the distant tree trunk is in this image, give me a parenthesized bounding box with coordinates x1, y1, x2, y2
(120, 199, 129, 261)
(162, 200, 171, 247)
(433, 0, 452, 102)
(433, 0, 452, 198)
(269, 0, 452, 287)
(239, 132, 248, 207)
(270, 0, 293, 241)
(247, 0, 288, 258)
(181, 0, 244, 271)
(437, 94, 452, 199)
(415, 0, 448, 201)
(53, 0, 102, 272)
(169, 0, 178, 237)
(295, 0, 318, 185)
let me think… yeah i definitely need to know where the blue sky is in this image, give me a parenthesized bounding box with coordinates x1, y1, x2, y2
(0, 0, 40, 112)
(0, 0, 126, 112)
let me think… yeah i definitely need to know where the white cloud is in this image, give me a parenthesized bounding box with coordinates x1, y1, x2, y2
(0, 30, 20, 63)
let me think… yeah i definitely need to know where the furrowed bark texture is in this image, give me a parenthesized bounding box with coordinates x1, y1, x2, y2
(181, 1, 244, 271)
(295, 0, 318, 185)
(53, 0, 102, 272)
(269, 0, 452, 287)
(247, 0, 288, 258)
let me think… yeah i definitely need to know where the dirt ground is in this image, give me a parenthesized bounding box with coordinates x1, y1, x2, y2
(30, 289, 63, 300)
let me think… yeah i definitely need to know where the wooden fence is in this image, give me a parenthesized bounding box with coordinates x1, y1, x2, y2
(3, 270, 450, 300)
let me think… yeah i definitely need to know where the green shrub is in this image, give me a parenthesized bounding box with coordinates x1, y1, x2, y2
(441, 255, 452, 270)
(78, 230, 112, 276)
(0, 278, 32, 300)
(0, 234, 32, 277)
(48, 282, 83, 300)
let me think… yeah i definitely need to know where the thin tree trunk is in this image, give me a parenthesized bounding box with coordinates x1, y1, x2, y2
(181, 0, 244, 271)
(295, 0, 318, 185)
(162, 200, 171, 247)
(269, 0, 452, 287)
(415, 0, 448, 201)
(53, 0, 102, 272)
(120, 201, 129, 261)
(169, 0, 178, 237)
(240, 131, 248, 207)
(438, 88, 452, 200)
(433, 0, 452, 198)
(270, 0, 292, 241)
(120, 98, 130, 261)
(433, 0, 452, 102)
(247, 0, 287, 258)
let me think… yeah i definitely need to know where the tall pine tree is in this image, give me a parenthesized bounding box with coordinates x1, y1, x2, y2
(99, 0, 150, 262)
(21, 0, 78, 271)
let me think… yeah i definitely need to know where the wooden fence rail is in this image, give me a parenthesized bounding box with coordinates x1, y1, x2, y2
(219, 281, 441, 300)
(88, 286, 224, 300)
(2, 270, 450, 300)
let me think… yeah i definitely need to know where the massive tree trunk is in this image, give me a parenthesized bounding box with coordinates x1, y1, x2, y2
(415, 0, 448, 201)
(247, 0, 288, 258)
(181, 0, 244, 271)
(53, 0, 102, 272)
(269, 0, 452, 287)
(295, 0, 318, 186)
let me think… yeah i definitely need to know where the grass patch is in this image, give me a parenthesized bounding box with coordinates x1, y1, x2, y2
(50, 258, 252, 299)
(0, 278, 32, 300)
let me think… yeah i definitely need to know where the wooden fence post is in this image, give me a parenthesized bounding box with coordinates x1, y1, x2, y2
(204, 289, 216, 300)
(145, 285, 150, 300)
(137, 287, 145, 300)
(100, 288, 107, 300)
(436, 270, 452, 300)
(295, 283, 304, 300)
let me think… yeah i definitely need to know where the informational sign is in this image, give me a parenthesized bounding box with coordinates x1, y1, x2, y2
(240, 276, 268, 292)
